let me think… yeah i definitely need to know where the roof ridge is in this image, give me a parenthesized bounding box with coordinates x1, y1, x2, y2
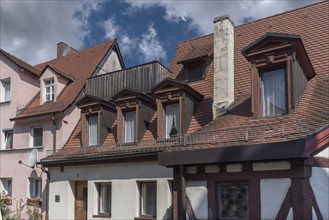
(236, 0, 327, 29)
(177, 0, 327, 45)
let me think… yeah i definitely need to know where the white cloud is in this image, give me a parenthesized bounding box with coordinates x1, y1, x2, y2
(102, 17, 119, 40)
(138, 24, 166, 62)
(124, 0, 319, 34)
(120, 35, 136, 57)
(0, 0, 101, 65)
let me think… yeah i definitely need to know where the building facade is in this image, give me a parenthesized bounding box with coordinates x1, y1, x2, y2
(0, 40, 124, 219)
(41, 1, 328, 220)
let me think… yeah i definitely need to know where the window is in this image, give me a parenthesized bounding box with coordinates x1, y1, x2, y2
(44, 78, 54, 102)
(186, 61, 204, 81)
(124, 111, 136, 143)
(3, 130, 13, 149)
(97, 183, 111, 216)
(262, 68, 287, 117)
(139, 182, 157, 218)
(217, 184, 248, 220)
(88, 116, 98, 146)
(29, 178, 42, 198)
(0, 78, 11, 102)
(165, 104, 180, 138)
(0, 178, 12, 196)
(30, 126, 43, 147)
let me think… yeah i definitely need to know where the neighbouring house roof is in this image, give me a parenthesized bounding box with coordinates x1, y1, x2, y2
(11, 39, 118, 120)
(0, 49, 41, 77)
(41, 1, 329, 165)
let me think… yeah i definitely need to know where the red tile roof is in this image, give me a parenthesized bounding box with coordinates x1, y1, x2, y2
(42, 1, 329, 163)
(12, 40, 116, 119)
(0, 49, 41, 77)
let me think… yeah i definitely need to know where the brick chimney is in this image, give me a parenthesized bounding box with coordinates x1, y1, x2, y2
(213, 15, 234, 118)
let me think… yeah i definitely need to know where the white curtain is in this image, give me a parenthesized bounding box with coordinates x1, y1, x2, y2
(4, 81, 10, 101)
(165, 103, 180, 138)
(262, 69, 286, 117)
(88, 116, 98, 146)
(99, 184, 111, 214)
(124, 111, 136, 143)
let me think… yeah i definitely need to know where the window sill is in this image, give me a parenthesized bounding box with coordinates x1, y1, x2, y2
(0, 146, 43, 153)
(186, 78, 205, 84)
(134, 217, 156, 220)
(92, 214, 111, 218)
(0, 100, 10, 105)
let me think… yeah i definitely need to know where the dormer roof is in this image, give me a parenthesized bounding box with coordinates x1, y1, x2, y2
(112, 88, 155, 104)
(177, 42, 213, 64)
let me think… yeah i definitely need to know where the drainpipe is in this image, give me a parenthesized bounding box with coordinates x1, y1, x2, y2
(52, 114, 57, 154)
(41, 165, 50, 220)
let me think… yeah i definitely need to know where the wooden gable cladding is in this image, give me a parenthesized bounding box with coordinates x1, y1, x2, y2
(113, 89, 155, 144)
(242, 33, 316, 118)
(151, 79, 203, 139)
(76, 95, 116, 147)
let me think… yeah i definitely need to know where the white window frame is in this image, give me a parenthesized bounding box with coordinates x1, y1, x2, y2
(165, 103, 180, 138)
(97, 182, 111, 216)
(0, 78, 11, 102)
(29, 178, 42, 199)
(88, 115, 98, 146)
(44, 78, 54, 102)
(0, 178, 12, 196)
(139, 181, 157, 218)
(2, 129, 13, 150)
(124, 111, 136, 143)
(30, 126, 43, 148)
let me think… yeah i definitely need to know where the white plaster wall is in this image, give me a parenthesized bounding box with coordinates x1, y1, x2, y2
(260, 178, 291, 219)
(49, 162, 172, 220)
(94, 49, 122, 76)
(186, 180, 208, 220)
(310, 167, 329, 219)
(253, 161, 291, 171)
(48, 180, 75, 220)
(39, 68, 69, 104)
(314, 146, 329, 159)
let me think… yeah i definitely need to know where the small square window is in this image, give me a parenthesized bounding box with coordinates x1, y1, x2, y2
(0, 79, 11, 102)
(29, 178, 42, 199)
(139, 182, 157, 218)
(3, 130, 13, 150)
(88, 116, 98, 146)
(0, 178, 12, 196)
(186, 62, 205, 82)
(124, 111, 136, 143)
(218, 184, 248, 220)
(44, 78, 54, 102)
(30, 126, 43, 147)
(97, 183, 111, 216)
(165, 104, 180, 138)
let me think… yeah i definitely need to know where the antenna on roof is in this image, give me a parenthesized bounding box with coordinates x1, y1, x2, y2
(18, 149, 38, 169)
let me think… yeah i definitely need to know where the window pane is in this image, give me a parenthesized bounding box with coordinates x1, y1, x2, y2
(124, 111, 136, 143)
(88, 116, 98, 146)
(262, 69, 286, 117)
(165, 104, 180, 138)
(4, 81, 10, 101)
(32, 127, 43, 147)
(99, 184, 111, 214)
(141, 182, 156, 217)
(218, 184, 248, 219)
(7, 179, 12, 195)
(188, 66, 203, 81)
(5, 130, 13, 149)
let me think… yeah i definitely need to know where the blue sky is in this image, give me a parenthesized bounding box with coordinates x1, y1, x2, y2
(0, 0, 319, 68)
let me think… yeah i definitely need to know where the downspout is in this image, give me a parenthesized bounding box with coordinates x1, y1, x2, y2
(41, 165, 50, 220)
(52, 113, 57, 154)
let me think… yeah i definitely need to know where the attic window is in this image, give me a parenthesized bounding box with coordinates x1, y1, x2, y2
(124, 111, 136, 143)
(186, 61, 205, 82)
(44, 78, 54, 102)
(165, 104, 180, 138)
(242, 33, 315, 118)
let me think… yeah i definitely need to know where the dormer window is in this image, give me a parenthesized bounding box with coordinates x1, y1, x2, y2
(88, 115, 98, 146)
(165, 104, 180, 138)
(124, 111, 136, 143)
(44, 78, 54, 102)
(186, 61, 205, 82)
(262, 68, 287, 117)
(242, 33, 315, 118)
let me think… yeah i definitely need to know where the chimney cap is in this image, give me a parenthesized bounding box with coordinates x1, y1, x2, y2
(213, 15, 234, 26)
